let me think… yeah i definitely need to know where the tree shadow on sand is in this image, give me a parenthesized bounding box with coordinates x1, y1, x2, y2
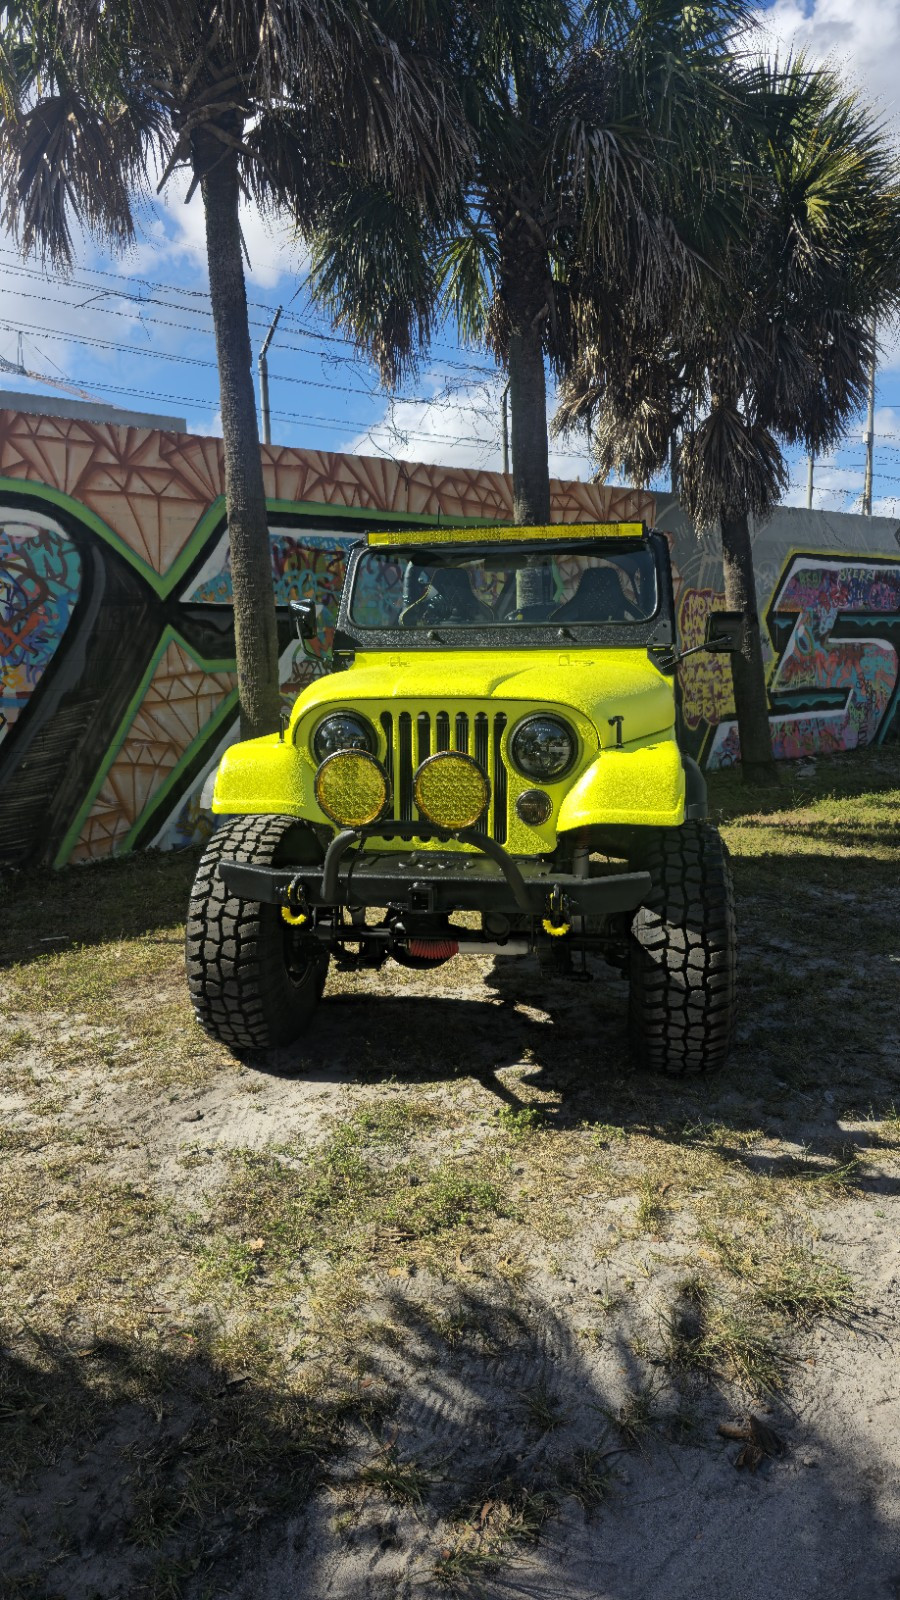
(3, 1275, 898, 1600)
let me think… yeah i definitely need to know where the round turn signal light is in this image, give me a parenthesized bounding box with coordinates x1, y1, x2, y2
(413, 751, 490, 830)
(515, 788, 553, 826)
(314, 749, 390, 827)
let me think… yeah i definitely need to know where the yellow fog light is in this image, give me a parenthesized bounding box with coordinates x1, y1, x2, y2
(314, 750, 390, 827)
(413, 751, 490, 830)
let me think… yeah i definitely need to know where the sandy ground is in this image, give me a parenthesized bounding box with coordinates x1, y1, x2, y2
(2, 792, 900, 1599)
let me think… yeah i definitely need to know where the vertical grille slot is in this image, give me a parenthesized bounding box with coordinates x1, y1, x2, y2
(492, 713, 508, 843)
(380, 712, 394, 804)
(398, 712, 413, 820)
(376, 704, 510, 842)
(474, 713, 489, 834)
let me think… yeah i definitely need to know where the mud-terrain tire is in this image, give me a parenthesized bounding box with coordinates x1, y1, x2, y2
(185, 814, 329, 1053)
(628, 823, 736, 1075)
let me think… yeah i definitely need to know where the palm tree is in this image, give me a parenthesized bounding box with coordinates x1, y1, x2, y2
(0, 0, 470, 738)
(305, 0, 757, 529)
(555, 59, 900, 781)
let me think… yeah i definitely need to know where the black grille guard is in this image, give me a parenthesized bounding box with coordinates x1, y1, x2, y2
(219, 822, 652, 921)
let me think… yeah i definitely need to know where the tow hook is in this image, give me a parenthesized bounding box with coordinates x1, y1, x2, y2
(542, 884, 572, 938)
(281, 874, 311, 927)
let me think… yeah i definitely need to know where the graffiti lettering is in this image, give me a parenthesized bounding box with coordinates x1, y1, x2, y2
(708, 555, 900, 767)
(677, 587, 734, 732)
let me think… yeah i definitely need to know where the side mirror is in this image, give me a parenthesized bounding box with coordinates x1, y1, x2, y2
(704, 610, 743, 654)
(290, 597, 317, 641)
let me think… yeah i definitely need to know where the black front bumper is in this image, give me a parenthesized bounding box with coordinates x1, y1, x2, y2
(219, 821, 651, 921)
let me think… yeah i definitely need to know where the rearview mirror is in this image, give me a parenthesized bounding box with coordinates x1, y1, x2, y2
(290, 597, 317, 641)
(704, 610, 743, 653)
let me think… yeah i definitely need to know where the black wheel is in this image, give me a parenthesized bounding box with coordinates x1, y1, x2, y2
(185, 814, 329, 1054)
(628, 822, 736, 1075)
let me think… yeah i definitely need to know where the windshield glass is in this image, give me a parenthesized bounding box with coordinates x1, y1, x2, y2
(348, 543, 658, 631)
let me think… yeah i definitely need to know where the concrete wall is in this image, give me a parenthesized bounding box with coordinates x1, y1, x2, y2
(657, 498, 900, 768)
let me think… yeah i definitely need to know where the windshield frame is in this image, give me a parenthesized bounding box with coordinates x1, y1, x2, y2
(337, 532, 675, 652)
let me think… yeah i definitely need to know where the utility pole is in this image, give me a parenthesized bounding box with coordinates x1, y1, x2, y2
(862, 316, 876, 516)
(258, 305, 283, 446)
(501, 380, 510, 474)
(806, 454, 814, 510)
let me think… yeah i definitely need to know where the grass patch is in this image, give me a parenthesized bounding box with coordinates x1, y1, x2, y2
(520, 1378, 567, 1435)
(556, 1446, 617, 1509)
(635, 1177, 667, 1235)
(753, 1249, 855, 1326)
(197, 1103, 508, 1310)
(355, 1437, 432, 1507)
(496, 1104, 546, 1138)
(666, 1276, 789, 1396)
(606, 1381, 659, 1450)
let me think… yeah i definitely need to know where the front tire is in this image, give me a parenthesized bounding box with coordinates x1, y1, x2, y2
(185, 814, 329, 1054)
(628, 823, 736, 1076)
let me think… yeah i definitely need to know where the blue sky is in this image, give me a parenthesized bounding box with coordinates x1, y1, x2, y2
(2, 0, 900, 514)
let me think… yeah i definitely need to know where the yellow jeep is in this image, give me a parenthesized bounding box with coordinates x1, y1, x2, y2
(186, 522, 739, 1075)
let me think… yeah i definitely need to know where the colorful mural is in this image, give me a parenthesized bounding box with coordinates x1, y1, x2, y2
(0, 514, 81, 747)
(705, 554, 900, 768)
(2, 405, 897, 869)
(0, 407, 652, 867)
(677, 585, 733, 734)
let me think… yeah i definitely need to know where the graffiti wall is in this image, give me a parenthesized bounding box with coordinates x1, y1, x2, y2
(0, 407, 652, 867)
(3, 406, 897, 869)
(656, 499, 900, 770)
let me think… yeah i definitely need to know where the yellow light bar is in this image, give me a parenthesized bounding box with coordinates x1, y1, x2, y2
(366, 522, 645, 547)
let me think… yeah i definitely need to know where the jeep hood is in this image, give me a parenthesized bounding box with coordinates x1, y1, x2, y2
(295, 648, 674, 747)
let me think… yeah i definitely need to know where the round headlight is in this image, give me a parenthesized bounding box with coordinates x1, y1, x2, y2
(509, 715, 576, 781)
(312, 712, 376, 763)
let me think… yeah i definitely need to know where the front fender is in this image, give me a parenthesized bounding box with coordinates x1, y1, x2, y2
(557, 731, 686, 829)
(211, 734, 309, 815)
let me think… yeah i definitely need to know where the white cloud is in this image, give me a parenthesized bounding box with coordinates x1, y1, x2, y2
(758, 0, 900, 129)
(755, 4, 900, 377)
(0, 222, 152, 398)
(124, 171, 303, 293)
(343, 373, 594, 480)
(191, 406, 223, 438)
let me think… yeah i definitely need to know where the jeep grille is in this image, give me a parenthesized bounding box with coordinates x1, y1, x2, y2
(378, 710, 509, 842)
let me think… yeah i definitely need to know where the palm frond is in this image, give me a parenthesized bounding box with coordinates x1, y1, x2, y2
(307, 180, 438, 386)
(435, 227, 499, 348)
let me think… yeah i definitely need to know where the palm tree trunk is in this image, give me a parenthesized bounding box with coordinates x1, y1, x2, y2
(508, 321, 551, 526)
(198, 139, 281, 741)
(720, 511, 777, 784)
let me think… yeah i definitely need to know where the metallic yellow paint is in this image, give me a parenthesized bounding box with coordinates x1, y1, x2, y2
(211, 734, 307, 815)
(211, 644, 684, 845)
(558, 731, 685, 829)
(289, 650, 672, 740)
(366, 522, 644, 547)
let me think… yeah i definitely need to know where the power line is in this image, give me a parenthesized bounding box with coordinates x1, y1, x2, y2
(0, 250, 497, 370)
(0, 277, 498, 382)
(0, 368, 592, 458)
(0, 312, 502, 409)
